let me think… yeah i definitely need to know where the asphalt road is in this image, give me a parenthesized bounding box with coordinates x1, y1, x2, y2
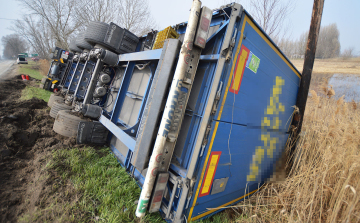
(0, 60, 15, 79)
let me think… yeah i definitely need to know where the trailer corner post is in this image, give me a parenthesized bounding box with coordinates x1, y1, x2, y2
(295, 0, 325, 134)
(135, 0, 202, 218)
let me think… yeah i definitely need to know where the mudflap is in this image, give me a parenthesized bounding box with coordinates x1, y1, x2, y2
(77, 121, 109, 145)
(44, 78, 60, 92)
(44, 78, 53, 91)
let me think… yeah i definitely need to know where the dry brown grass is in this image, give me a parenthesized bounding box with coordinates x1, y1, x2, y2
(291, 57, 360, 74)
(39, 59, 50, 76)
(232, 92, 360, 222)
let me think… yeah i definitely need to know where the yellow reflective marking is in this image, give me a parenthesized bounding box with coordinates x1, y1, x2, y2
(231, 49, 249, 92)
(190, 187, 261, 221)
(201, 154, 220, 194)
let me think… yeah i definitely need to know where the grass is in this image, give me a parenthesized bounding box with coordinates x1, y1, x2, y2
(20, 86, 52, 102)
(46, 147, 164, 223)
(18, 60, 44, 80)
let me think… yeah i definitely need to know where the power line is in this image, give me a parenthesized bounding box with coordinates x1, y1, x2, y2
(0, 18, 22, 21)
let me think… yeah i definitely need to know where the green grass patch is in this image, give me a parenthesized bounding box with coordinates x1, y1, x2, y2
(18, 61, 44, 80)
(20, 86, 52, 102)
(48, 147, 164, 223)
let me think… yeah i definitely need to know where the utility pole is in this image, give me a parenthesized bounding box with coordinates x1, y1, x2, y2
(294, 0, 325, 134)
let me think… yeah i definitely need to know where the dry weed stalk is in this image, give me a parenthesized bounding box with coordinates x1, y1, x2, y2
(39, 59, 50, 76)
(235, 91, 360, 222)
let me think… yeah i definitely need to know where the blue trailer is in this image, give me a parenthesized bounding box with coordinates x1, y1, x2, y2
(51, 2, 301, 222)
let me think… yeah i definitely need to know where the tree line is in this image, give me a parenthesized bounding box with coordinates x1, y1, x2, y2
(4, 0, 156, 59)
(2, 0, 355, 60)
(276, 23, 344, 59)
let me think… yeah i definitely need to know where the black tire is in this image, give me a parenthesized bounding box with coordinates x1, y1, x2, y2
(48, 94, 64, 107)
(69, 39, 82, 53)
(84, 21, 110, 46)
(53, 110, 86, 137)
(76, 32, 93, 50)
(39, 83, 44, 89)
(41, 77, 48, 84)
(49, 100, 72, 118)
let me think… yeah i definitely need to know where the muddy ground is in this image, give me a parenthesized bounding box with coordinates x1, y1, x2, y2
(0, 72, 78, 222)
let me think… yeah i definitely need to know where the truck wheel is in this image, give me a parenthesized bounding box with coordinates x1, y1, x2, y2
(69, 39, 82, 53)
(53, 110, 86, 138)
(76, 32, 93, 50)
(41, 77, 48, 84)
(50, 100, 71, 118)
(48, 94, 64, 107)
(84, 21, 110, 46)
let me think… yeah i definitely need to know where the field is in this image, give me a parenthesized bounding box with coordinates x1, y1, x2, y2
(0, 58, 359, 222)
(291, 57, 360, 74)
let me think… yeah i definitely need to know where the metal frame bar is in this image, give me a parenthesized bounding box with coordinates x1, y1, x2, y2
(110, 62, 135, 122)
(118, 49, 162, 62)
(73, 58, 90, 99)
(99, 115, 136, 150)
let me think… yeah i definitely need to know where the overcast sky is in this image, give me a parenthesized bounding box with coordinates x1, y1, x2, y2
(1, 0, 359, 56)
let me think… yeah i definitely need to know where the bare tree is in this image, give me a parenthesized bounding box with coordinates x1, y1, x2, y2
(220, 0, 294, 39)
(117, 0, 157, 36)
(342, 46, 355, 59)
(13, 15, 54, 59)
(16, 0, 82, 49)
(74, 0, 157, 36)
(315, 23, 340, 59)
(2, 34, 28, 59)
(250, 0, 295, 38)
(74, 0, 118, 26)
(296, 30, 308, 57)
(274, 37, 298, 58)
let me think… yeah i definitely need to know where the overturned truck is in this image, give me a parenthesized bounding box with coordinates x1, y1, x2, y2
(47, 1, 301, 222)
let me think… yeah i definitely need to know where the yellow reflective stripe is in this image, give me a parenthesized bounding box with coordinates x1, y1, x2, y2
(52, 80, 58, 84)
(200, 153, 220, 195)
(191, 188, 260, 221)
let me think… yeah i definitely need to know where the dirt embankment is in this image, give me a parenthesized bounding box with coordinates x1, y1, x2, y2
(0, 75, 77, 222)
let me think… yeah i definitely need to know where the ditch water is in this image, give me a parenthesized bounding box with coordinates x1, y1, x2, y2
(328, 73, 360, 102)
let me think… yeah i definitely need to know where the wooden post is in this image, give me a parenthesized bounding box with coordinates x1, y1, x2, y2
(295, 0, 325, 134)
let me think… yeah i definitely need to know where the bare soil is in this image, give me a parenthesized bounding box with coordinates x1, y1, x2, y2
(0, 74, 77, 222)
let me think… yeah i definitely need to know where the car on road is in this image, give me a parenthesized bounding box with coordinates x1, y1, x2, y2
(31, 57, 39, 62)
(17, 54, 28, 64)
